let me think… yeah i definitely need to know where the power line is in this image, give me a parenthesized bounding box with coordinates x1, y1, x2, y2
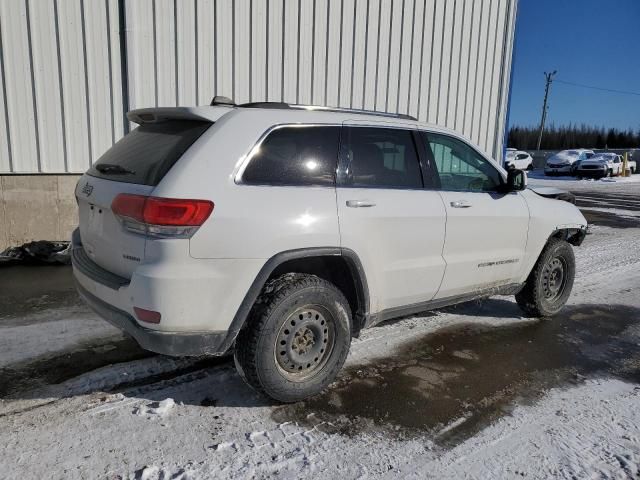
(555, 79, 640, 97)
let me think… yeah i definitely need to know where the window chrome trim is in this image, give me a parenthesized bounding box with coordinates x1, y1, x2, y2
(234, 123, 343, 185)
(417, 129, 508, 193)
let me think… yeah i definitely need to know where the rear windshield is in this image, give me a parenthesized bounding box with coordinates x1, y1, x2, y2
(87, 120, 212, 186)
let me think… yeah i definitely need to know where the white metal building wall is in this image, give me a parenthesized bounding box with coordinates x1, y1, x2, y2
(0, 0, 517, 174)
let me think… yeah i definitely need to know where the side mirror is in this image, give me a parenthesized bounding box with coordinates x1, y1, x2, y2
(507, 169, 527, 191)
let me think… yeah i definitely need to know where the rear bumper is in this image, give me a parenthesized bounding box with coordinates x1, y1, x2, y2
(75, 280, 228, 356)
(70, 228, 263, 356)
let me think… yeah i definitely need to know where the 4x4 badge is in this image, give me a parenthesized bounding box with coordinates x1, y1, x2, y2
(81, 182, 93, 196)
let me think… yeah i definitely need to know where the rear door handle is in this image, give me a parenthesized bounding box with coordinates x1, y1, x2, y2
(450, 200, 472, 208)
(346, 199, 376, 208)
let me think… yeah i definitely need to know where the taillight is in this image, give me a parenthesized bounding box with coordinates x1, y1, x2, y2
(133, 307, 161, 324)
(111, 194, 213, 238)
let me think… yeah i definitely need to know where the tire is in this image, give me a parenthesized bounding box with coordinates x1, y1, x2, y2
(234, 273, 352, 403)
(515, 238, 575, 317)
(527, 163, 534, 171)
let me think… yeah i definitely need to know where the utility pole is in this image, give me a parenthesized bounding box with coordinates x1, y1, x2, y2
(536, 70, 557, 150)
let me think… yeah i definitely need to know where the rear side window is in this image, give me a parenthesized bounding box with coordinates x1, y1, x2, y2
(341, 127, 423, 188)
(242, 126, 340, 186)
(88, 120, 212, 186)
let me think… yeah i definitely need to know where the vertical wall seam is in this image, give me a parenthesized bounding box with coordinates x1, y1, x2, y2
(435, 0, 446, 124)
(231, 0, 236, 100)
(495, 0, 516, 157)
(280, 0, 285, 101)
(349, 0, 356, 108)
(53, 0, 68, 170)
(395, 0, 405, 113)
(452, 0, 465, 130)
(152, 0, 158, 106)
(194, 0, 199, 103)
(117, 0, 130, 133)
(384, 0, 393, 112)
(415, 0, 427, 120)
(24, 0, 42, 171)
(0, 7, 13, 171)
(324, 0, 330, 105)
(424, 0, 437, 121)
(79, 0, 93, 166)
(484, 0, 501, 149)
(444, 0, 456, 125)
(470, 0, 483, 139)
(476, 0, 492, 144)
(105, 0, 115, 145)
(310, 0, 316, 103)
(248, 0, 252, 102)
(361, 0, 369, 108)
(213, 0, 217, 97)
(174, 0, 179, 105)
(336, 0, 344, 107)
(296, 0, 301, 104)
(406, 0, 416, 113)
(265, 0, 269, 100)
(462, 0, 475, 134)
(373, 0, 381, 108)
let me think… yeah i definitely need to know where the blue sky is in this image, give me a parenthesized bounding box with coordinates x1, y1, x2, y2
(508, 0, 640, 131)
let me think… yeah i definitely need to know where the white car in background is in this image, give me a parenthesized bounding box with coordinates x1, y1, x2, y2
(505, 149, 534, 170)
(544, 149, 595, 176)
(576, 153, 623, 179)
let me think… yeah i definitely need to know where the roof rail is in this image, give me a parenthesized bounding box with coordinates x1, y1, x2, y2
(237, 101, 417, 121)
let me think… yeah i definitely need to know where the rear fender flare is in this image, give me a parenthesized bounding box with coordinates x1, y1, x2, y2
(219, 247, 369, 353)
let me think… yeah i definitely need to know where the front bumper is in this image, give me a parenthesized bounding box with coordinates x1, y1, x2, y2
(544, 165, 572, 175)
(576, 168, 606, 178)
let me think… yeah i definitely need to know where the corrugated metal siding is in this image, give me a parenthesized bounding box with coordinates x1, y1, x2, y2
(1, 0, 516, 173)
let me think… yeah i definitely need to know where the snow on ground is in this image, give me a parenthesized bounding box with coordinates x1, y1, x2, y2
(528, 170, 640, 190)
(1, 178, 639, 479)
(0, 313, 121, 366)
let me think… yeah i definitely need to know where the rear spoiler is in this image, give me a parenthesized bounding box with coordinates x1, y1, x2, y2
(127, 106, 233, 125)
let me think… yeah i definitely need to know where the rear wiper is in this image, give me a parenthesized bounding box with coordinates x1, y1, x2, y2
(95, 163, 136, 175)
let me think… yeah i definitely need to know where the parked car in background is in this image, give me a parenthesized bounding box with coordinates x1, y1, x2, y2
(505, 149, 534, 170)
(544, 149, 595, 176)
(625, 155, 637, 174)
(576, 153, 623, 178)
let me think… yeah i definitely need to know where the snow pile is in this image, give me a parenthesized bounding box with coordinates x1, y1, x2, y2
(134, 398, 176, 418)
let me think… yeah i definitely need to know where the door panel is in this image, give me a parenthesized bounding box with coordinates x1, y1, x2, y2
(436, 191, 529, 298)
(337, 125, 446, 313)
(421, 131, 530, 298)
(338, 188, 447, 312)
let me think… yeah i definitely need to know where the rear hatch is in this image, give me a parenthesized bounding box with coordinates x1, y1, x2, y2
(75, 112, 215, 279)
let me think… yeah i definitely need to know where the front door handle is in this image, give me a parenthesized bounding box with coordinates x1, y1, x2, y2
(346, 199, 376, 208)
(450, 200, 472, 208)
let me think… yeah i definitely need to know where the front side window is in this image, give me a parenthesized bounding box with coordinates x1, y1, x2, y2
(422, 132, 502, 192)
(242, 126, 340, 186)
(341, 127, 423, 188)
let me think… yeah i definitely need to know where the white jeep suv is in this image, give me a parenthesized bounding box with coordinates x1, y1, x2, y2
(72, 101, 588, 402)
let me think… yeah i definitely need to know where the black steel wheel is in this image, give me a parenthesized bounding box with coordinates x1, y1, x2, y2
(275, 305, 336, 381)
(234, 273, 351, 403)
(516, 238, 575, 317)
